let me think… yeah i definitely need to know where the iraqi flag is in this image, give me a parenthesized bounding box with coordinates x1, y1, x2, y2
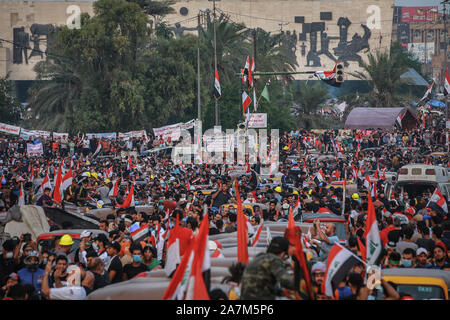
(314, 63, 341, 87)
(427, 188, 448, 214)
(61, 168, 73, 194)
(52, 164, 63, 204)
(108, 178, 121, 197)
(242, 56, 250, 84)
(332, 169, 340, 181)
(322, 244, 362, 297)
(444, 68, 450, 96)
(314, 169, 325, 186)
(214, 70, 221, 99)
(363, 173, 371, 190)
(242, 91, 252, 116)
(18, 182, 25, 206)
(363, 192, 382, 265)
(235, 180, 249, 264)
(131, 224, 150, 243)
(37, 170, 52, 195)
(285, 209, 314, 299)
(420, 81, 434, 104)
(250, 223, 264, 247)
(93, 141, 102, 157)
(395, 111, 404, 128)
(162, 214, 210, 300)
(116, 183, 134, 208)
(292, 197, 301, 216)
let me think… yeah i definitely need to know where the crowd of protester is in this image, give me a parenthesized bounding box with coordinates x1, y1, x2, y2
(0, 112, 448, 300)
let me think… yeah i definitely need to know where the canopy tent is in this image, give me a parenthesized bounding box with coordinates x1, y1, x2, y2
(344, 107, 418, 131)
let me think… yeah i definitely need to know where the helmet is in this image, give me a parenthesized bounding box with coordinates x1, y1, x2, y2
(82, 172, 91, 177)
(104, 179, 111, 184)
(60, 234, 74, 246)
(293, 190, 299, 195)
(283, 146, 289, 150)
(352, 193, 360, 201)
(91, 172, 98, 179)
(274, 186, 282, 193)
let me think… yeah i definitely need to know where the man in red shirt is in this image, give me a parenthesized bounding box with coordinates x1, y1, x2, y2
(379, 215, 395, 247)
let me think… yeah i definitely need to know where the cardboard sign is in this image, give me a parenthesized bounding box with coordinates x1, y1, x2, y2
(27, 143, 43, 156)
(248, 113, 267, 128)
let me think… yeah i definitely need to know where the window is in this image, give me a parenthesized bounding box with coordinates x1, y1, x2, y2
(411, 168, 422, 175)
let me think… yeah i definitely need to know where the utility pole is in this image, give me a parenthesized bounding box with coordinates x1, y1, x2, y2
(209, 0, 220, 126)
(197, 13, 201, 121)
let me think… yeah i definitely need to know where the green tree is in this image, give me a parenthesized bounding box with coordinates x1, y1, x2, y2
(350, 50, 411, 107)
(0, 73, 22, 125)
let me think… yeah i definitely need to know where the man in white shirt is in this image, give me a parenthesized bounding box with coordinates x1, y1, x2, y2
(41, 263, 94, 300)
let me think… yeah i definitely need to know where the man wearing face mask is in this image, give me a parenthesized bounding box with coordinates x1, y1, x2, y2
(122, 244, 147, 281)
(400, 248, 416, 268)
(17, 251, 45, 293)
(74, 230, 96, 268)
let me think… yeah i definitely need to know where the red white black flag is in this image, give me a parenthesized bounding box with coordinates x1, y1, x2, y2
(314, 63, 341, 87)
(214, 70, 221, 99)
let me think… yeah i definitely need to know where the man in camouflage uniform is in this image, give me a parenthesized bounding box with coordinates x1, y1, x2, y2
(240, 237, 296, 299)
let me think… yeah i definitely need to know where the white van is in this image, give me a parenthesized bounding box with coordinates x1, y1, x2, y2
(395, 164, 450, 199)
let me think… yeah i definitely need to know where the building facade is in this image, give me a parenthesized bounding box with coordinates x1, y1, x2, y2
(0, 0, 394, 81)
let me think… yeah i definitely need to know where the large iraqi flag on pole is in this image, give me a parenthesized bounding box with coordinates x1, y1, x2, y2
(363, 189, 382, 265)
(322, 244, 363, 297)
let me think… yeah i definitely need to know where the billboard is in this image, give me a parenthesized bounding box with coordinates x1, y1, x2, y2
(401, 6, 441, 23)
(408, 43, 435, 63)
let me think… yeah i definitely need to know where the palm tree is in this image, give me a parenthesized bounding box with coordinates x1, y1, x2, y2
(291, 81, 330, 129)
(253, 28, 298, 78)
(199, 15, 250, 85)
(28, 56, 85, 132)
(350, 50, 411, 107)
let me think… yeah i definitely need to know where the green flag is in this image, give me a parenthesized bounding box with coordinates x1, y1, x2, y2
(261, 82, 270, 102)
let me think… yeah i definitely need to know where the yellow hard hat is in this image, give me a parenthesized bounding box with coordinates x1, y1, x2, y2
(308, 189, 313, 195)
(274, 186, 282, 193)
(352, 193, 360, 201)
(293, 190, 299, 195)
(104, 179, 111, 184)
(83, 171, 91, 177)
(91, 172, 98, 179)
(283, 146, 289, 150)
(60, 234, 74, 246)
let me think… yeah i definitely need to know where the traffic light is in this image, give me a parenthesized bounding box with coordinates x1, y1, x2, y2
(336, 62, 344, 83)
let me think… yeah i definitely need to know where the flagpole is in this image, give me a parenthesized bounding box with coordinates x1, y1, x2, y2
(341, 168, 346, 216)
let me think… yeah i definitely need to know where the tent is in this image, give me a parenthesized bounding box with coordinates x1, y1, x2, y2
(344, 107, 418, 131)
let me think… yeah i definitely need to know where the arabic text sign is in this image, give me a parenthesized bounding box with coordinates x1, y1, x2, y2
(0, 123, 20, 135)
(248, 113, 267, 128)
(27, 143, 43, 156)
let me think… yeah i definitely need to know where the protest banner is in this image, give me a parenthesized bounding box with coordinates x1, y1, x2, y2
(0, 123, 21, 135)
(248, 113, 267, 128)
(27, 143, 43, 156)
